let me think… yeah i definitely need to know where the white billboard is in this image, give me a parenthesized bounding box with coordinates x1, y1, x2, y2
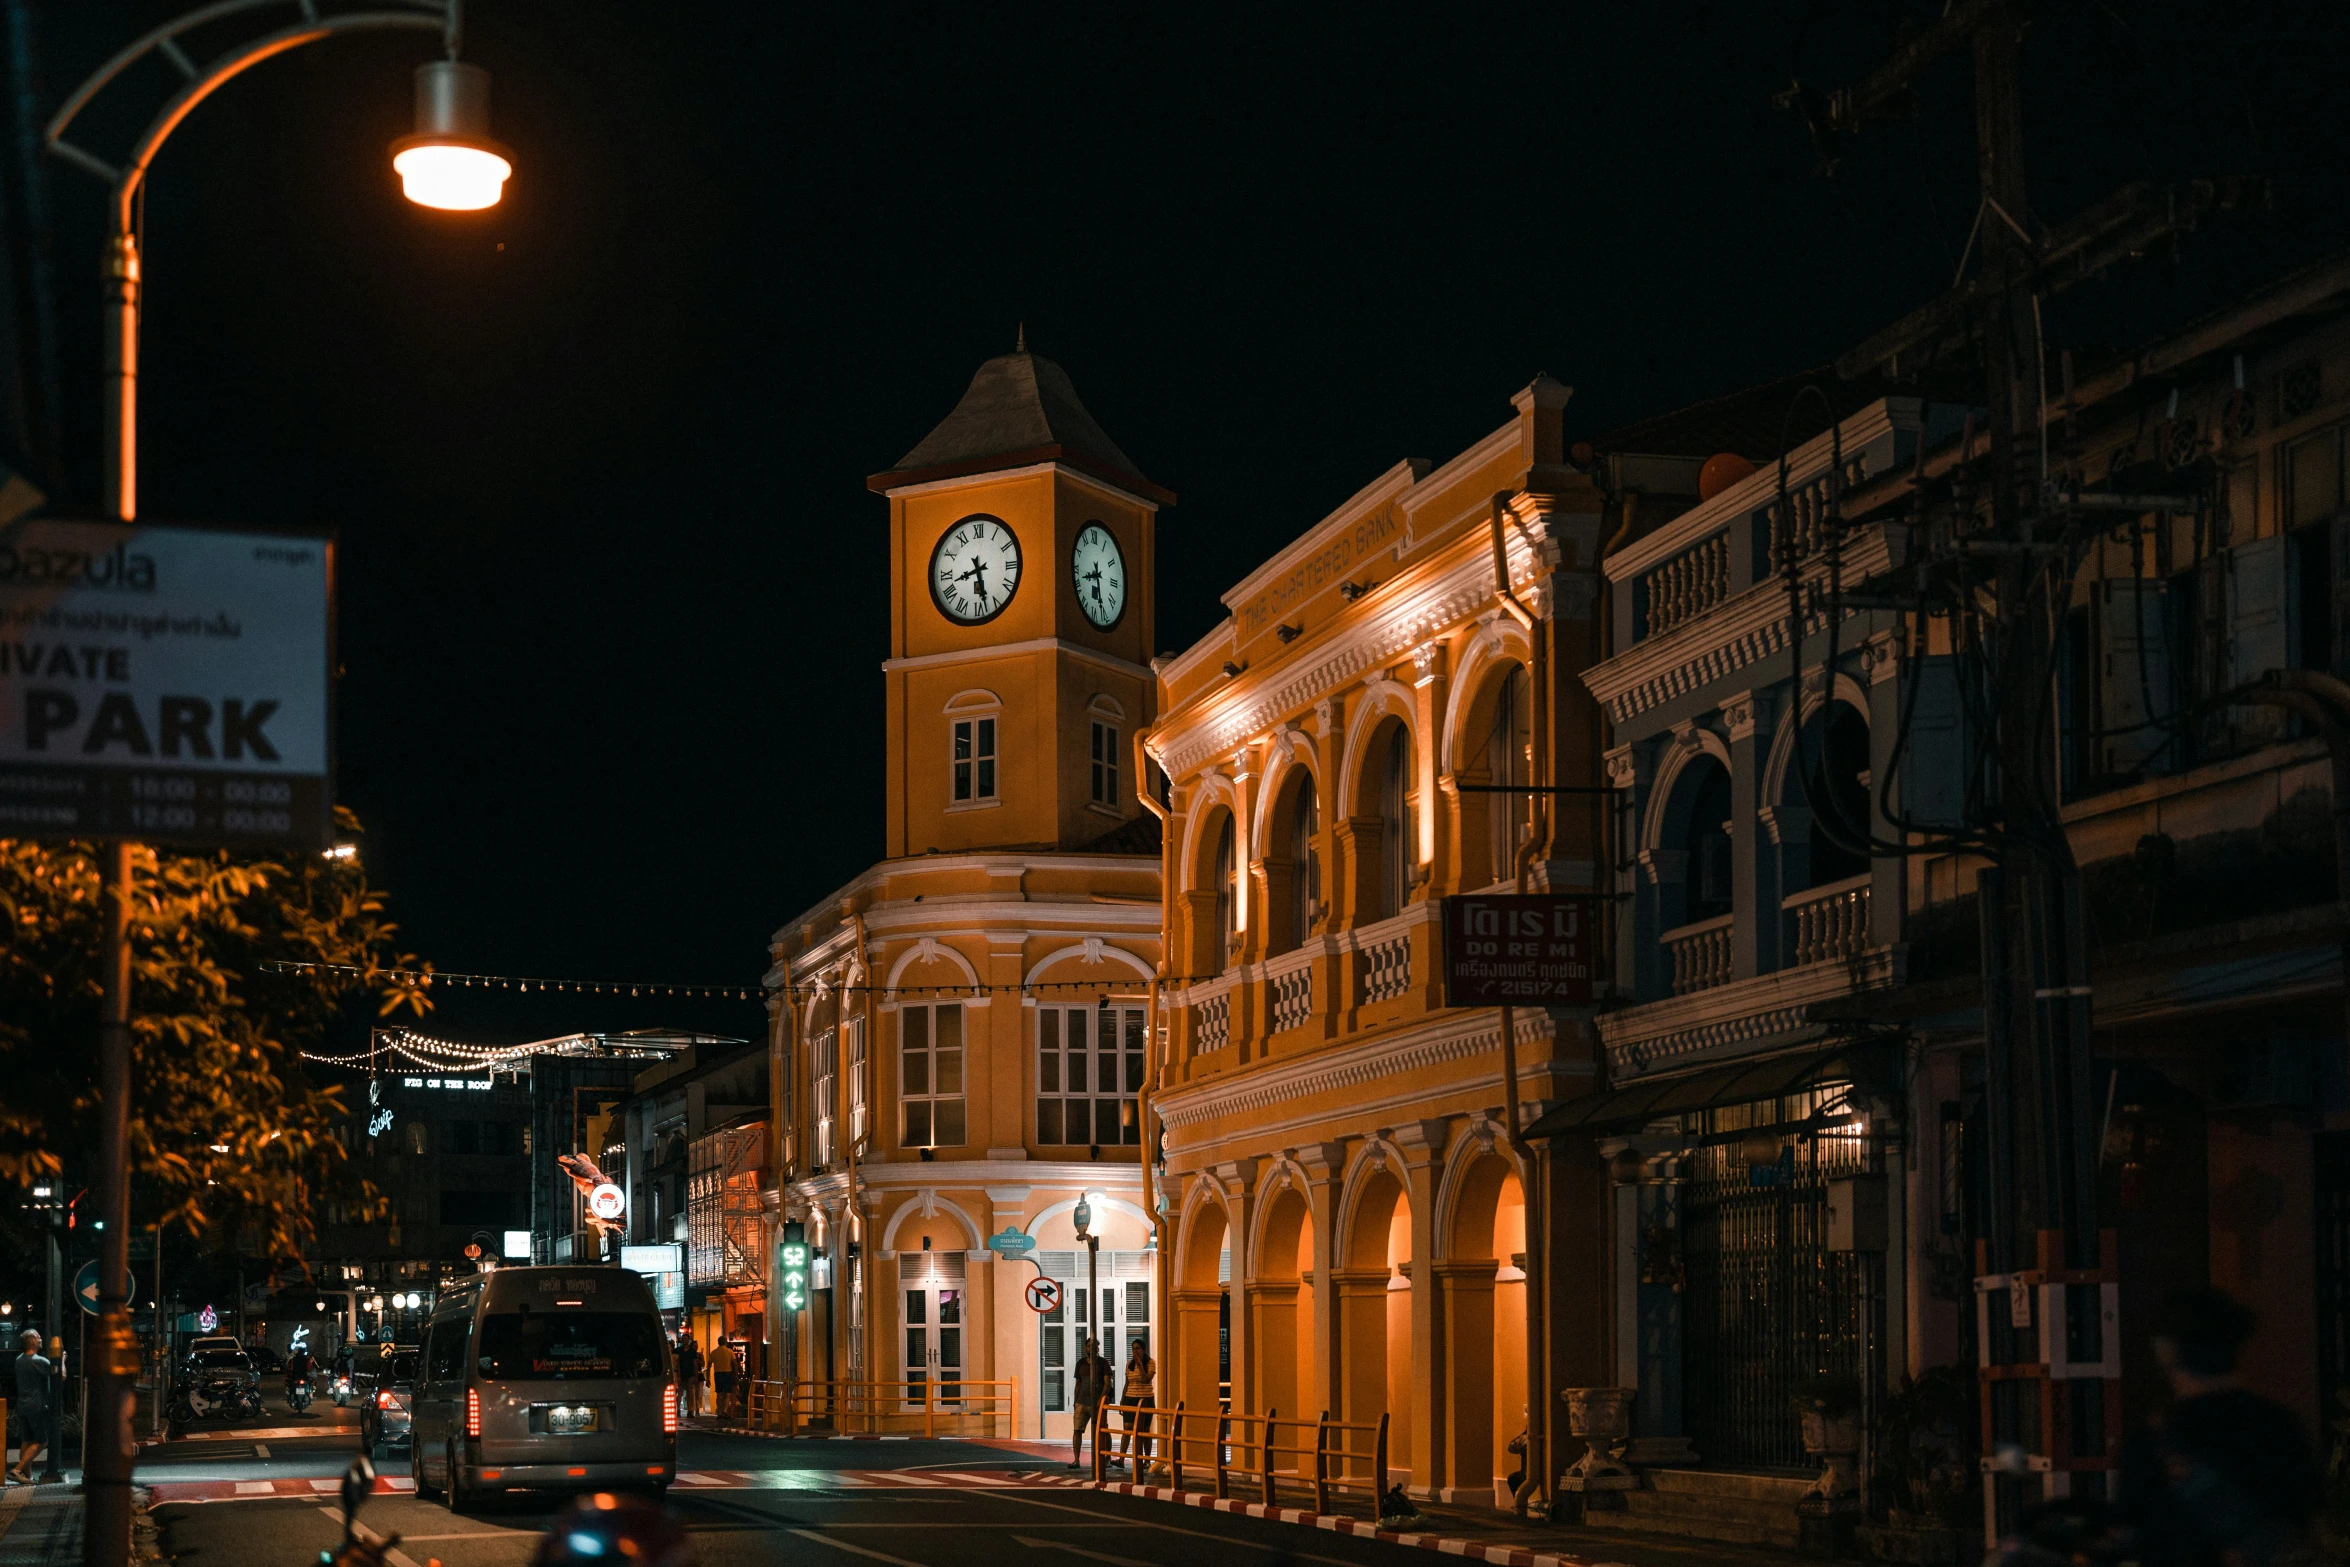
(0, 517, 331, 850)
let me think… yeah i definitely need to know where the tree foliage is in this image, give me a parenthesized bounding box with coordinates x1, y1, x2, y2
(0, 809, 433, 1262)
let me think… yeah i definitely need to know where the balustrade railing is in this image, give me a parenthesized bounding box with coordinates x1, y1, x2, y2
(1641, 531, 1731, 638)
(1783, 875, 1870, 966)
(1192, 986, 1231, 1053)
(1663, 914, 1734, 995)
(1356, 932, 1412, 1005)
(1267, 951, 1314, 1034)
(1765, 457, 1870, 568)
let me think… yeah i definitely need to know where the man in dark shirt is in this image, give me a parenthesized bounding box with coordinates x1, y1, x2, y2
(1070, 1337, 1110, 1470)
(8, 1330, 50, 1483)
(2118, 1288, 2321, 1567)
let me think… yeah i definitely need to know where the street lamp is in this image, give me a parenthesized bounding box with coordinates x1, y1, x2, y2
(44, 9, 513, 1562)
(1072, 1191, 1103, 1463)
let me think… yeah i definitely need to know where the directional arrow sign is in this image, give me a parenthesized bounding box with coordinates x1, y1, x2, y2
(1011, 1536, 1156, 1567)
(73, 1260, 136, 1315)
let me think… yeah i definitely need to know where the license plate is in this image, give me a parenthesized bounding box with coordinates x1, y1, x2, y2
(546, 1405, 596, 1434)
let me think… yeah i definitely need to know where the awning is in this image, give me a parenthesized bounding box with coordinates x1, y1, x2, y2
(1524, 1039, 1899, 1140)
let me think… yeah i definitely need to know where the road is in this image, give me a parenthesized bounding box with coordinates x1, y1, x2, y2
(140, 1396, 1451, 1567)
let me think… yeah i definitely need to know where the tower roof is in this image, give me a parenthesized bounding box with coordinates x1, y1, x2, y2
(868, 344, 1174, 505)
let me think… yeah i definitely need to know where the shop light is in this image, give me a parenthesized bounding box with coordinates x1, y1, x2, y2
(391, 61, 512, 211)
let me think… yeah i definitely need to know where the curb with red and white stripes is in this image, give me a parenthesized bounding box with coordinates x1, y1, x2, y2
(1088, 1480, 1604, 1567)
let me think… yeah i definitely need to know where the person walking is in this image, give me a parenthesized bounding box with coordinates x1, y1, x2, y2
(711, 1339, 736, 1420)
(1069, 1337, 1109, 1470)
(8, 1330, 50, 1483)
(2111, 1287, 2321, 1567)
(676, 1335, 703, 1420)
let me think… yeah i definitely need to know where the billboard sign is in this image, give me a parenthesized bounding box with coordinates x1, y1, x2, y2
(0, 517, 332, 851)
(1439, 894, 1599, 1006)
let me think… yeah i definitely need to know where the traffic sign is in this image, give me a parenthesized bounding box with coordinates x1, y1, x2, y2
(1024, 1277, 1063, 1315)
(73, 1260, 136, 1315)
(990, 1227, 1036, 1258)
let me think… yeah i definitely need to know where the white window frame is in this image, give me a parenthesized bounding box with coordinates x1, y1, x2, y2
(847, 1011, 868, 1145)
(811, 1028, 837, 1168)
(950, 715, 998, 807)
(1035, 1002, 1145, 1148)
(1090, 719, 1120, 809)
(900, 1002, 968, 1149)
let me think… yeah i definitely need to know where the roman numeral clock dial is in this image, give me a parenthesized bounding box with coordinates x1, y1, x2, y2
(1071, 522, 1127, 629)
(929, 515, 1022, 625)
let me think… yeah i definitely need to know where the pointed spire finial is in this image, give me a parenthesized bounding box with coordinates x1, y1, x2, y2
(1016, 321, 1027, 354)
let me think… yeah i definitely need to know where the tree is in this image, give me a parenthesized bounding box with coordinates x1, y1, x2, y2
(0, 808, 433, 1262)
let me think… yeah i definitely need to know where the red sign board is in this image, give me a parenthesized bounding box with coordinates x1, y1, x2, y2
(1440, 894, 1598, 1005)
(1024, 1277, 1063, 1315)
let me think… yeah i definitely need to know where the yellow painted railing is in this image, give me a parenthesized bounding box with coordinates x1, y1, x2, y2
(1094, 1401, 1389, 1516)
(742, 1377, 1018, 1440)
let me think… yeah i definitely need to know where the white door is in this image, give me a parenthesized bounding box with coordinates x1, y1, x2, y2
(904, 1281, 964, 1407)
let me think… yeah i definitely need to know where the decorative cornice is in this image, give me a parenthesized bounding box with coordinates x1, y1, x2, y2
(1155, 1006, 1558, 1132)
(1583, 527, 1898, 729)
(1597, 945, 1906, 1079)
(881, 636, 1154, 684)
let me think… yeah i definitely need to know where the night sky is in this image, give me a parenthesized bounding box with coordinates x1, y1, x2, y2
(23, 2, 2349, 1048)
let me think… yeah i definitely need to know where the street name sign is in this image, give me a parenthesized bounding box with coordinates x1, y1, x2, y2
(0, 517, 332, 851)
(1439, 894, 1598, 1005)
(989, 1227, 1036, 1258)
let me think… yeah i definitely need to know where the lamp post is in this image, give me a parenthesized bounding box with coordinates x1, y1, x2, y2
(1073, 1191, 1100, 1462)
(45, 7, 512, 1563)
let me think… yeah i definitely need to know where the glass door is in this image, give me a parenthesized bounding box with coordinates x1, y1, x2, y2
(904, 1282, 964, 1407)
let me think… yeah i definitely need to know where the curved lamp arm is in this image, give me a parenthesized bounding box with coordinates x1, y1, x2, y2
(46, 0, 452, 232)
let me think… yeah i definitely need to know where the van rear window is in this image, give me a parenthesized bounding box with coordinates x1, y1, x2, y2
(476, 1310, 662, 1381)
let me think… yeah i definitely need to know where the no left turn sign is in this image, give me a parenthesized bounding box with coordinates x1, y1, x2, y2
(1025, 1277, 1063, 1314)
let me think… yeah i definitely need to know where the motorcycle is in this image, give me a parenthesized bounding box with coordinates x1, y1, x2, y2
(332, 1373, 355, 1408)
(288, 1377, 313, 1413)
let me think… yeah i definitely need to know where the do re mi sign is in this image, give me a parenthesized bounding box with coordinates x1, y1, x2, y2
(1439, 894, 1598, 1006)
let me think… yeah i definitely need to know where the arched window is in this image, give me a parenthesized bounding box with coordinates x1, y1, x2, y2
(1484, 665, 1531, 885)
(1794, 704, 1871, 887)
(1379, 725, 1414, 918)
(1212, 813, 1238, 971)
(1288, 775, 1321, 946)
(1680, 759, 1734, 923)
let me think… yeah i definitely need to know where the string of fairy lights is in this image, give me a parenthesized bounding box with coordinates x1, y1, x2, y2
(264, 958, 1185, 1000)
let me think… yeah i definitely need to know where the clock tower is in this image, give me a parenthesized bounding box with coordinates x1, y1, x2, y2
(869, 340, 1171, 857)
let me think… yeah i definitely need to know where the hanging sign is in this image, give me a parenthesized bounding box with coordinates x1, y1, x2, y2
(778, 1234, 809, 1313)
(587, 1182, 626, 1222)
(989, 1228, 1036, 1259)
(1439, 894, 1598, 1005)
(0, 518, 333, 851)
(1024, 1277, 1063, 1315)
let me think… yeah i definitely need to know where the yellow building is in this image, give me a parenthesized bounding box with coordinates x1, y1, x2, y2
(1145, 377, 1611, 1502)
(763, 343, 1168, 1437)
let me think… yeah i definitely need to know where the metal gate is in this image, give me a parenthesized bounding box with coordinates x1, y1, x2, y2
(1680, 1088, 1880, 1468)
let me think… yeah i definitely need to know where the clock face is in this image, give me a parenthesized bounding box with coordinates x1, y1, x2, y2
(929, 515, 1022, 625)
(1071, 522, 1127, 629)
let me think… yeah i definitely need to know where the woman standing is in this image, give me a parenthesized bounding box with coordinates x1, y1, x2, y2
(1116, 1338, 1156, 1471)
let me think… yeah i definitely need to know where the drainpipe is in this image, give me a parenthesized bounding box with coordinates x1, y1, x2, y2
(1489, 492, 1552, 1515)
(1135, 724, 1175, 1434)
(2237, 669, 2350, 1076)
(847, 914, 874, 1405)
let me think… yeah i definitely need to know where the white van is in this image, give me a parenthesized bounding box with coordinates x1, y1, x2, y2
(408, 1267, 676, 1508)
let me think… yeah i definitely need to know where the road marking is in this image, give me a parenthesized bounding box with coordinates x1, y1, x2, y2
(310, 1480, 340, 1492)
(252, 1444, 270, 1458)
(787, 1528, 930, 1567)
(1012, 1534, 1157, 1566)
(234, 1482, 275, 1495)
(989, 1492, 1361, 1567)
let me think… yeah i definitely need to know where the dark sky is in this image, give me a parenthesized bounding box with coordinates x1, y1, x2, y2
(22, 2, 2349, 1047)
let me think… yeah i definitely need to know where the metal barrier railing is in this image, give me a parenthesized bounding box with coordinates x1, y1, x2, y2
(742, 1377, 1018, 1440)
(1094, 1401, 1389, 1516)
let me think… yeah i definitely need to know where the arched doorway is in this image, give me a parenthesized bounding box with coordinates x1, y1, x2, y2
(1441, 1152, 1526, 1498)
(1338, 1161, 1413, 1479)
(1176, 1194, 1231, 1419)
(1252, 1182, 1316, 1419)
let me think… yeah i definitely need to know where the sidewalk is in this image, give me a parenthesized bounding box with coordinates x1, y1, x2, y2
(0, 1475, 85, 1566)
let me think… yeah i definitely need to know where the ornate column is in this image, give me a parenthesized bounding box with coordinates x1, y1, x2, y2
(1861, 631, 1906, 949)
(1392, 1120, 1447, 1491)
(1435, 1256, 1501, 1500)
(1214, 1159, 1257, 1415)
(1720, 690, 1773, 979)
(1294, 1141, 1345, 1419)
(1412, 642, 1450, 896)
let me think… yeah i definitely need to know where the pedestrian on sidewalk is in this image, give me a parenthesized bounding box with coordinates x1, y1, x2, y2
(676, 1335, 703, 1420)
(1070, 1337, 1109, 1470)
(712, 1340, 736, 1416)
(8, 1330, 50, 1483)
(1116, 1338, 1156, 1472)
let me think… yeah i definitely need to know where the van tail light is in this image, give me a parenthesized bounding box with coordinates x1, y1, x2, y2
(376, 1390, 394, 1409)
(663, 1383, 678, 1434)
(466, 1387, 481, 1437)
